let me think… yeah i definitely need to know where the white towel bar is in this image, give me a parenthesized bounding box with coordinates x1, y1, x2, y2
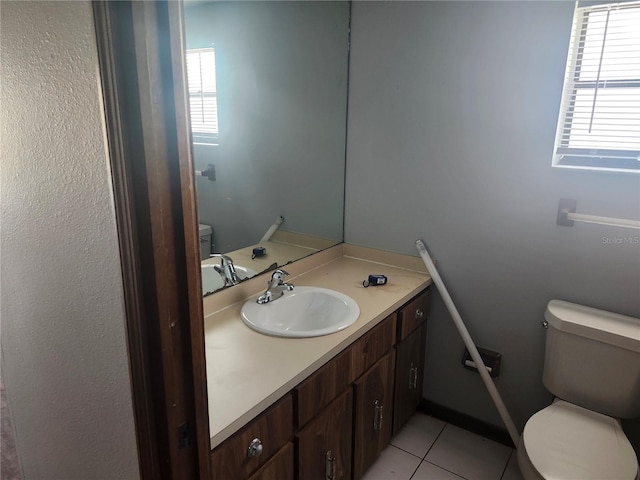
(557, 199, 640, 230)
(195, 164, 216, 182)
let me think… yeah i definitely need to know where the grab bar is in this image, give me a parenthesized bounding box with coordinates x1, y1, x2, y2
(557, 199, 640, 230)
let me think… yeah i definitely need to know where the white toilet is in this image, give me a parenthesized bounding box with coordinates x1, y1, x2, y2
(517, 300, 640, 480)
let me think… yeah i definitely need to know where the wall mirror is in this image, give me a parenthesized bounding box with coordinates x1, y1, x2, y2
(183, 1, 350, 296)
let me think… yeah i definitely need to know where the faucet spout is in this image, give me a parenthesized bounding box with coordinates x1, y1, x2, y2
(257, 269, 294, 304)
(210, 254, 240, 286)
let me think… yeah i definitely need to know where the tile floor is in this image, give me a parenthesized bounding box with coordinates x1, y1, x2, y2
(362, 413, 524, 480)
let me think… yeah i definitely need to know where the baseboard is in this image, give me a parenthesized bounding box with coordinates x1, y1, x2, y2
(419, 399, 515, 449)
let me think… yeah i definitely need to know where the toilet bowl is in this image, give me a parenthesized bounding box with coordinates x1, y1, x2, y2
(517, 300, 640, 480)
(518, 401, 638, 480)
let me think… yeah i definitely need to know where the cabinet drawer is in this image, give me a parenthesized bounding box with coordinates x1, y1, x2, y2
(210, 395, 293, 479)
(351, 314, 396, 382)
(397, 288, 431, 341)
(247, 442, 294, 480)
(295, 347, 351, 429)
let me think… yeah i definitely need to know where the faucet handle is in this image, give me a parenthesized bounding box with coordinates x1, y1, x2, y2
(210, 253, 233, 265)
(270, 269, 289, 285)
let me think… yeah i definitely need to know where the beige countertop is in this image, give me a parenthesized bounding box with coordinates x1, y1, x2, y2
(203, 244, 431, 449)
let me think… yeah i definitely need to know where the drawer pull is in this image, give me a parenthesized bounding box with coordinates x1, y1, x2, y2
(409, 363, 418, 389)
(373, 400, 384, 431)
(415, 309, 424, 320)
(247, 438, 263, 458)
(325, 450, 336, 480)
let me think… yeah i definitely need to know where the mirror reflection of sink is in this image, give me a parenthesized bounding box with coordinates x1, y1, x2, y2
(202, 265, 257, 296)
(240, 286, 360, 338)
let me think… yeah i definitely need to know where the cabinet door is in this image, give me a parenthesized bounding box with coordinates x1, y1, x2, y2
(247, 442, 294, 480)
(353, 352, 395, 480)
(393, 323, 426, 436)
(297, 389, 353, 480)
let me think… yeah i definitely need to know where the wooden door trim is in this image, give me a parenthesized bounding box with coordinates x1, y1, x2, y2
(92, 1, 210, 478)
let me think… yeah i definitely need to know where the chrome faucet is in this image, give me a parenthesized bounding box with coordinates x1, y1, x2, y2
(257, 269, 294, 304)
(210, 254, 240, 286)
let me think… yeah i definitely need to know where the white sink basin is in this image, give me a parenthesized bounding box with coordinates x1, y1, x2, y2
(202, 265, 257, 296)
(240, 286, 360, 337)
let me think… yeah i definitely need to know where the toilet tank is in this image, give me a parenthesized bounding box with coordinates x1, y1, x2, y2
(199, 224, 213, 261)
(542, 300, 640, 419)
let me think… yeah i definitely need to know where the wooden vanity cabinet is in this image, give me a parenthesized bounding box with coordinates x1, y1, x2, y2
(209, 287, 431, 480)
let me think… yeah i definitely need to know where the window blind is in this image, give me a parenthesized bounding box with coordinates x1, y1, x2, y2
(553, 1, 640, 172)
(186, 48, 219, 141)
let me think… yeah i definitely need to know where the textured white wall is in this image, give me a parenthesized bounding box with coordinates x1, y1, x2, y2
(0, 2, 140, 478)
(346, 0, 640, 449)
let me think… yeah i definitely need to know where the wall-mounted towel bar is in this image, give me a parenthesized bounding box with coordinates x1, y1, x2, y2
(557, 198, 640, 230)
(195, 164, 216, 182)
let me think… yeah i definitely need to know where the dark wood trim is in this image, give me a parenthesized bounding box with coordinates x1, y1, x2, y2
(92, 3, 160, 477)
(164, 2, 212, 476)
(92, 1, 210, 478)
(419, 400, 515, 448)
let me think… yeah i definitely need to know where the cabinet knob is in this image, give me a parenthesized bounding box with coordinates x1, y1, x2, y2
(247, 438, 263, 458)
(415, 309, 424, 320)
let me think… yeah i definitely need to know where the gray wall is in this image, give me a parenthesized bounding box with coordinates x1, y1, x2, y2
(345, 1, 640, 448)
(184, 2, 349, 253)
(0, 2, 140, 478)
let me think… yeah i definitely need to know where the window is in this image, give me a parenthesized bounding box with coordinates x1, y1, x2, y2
(186, 48, 219, 145)
(553, 1, 640, 173)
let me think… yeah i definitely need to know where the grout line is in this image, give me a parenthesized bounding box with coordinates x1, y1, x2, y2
(408, 458, 423, 480)
(421, 420, 447, 460)
(420, 460, 470, 480)
(389, 443, 427, 461)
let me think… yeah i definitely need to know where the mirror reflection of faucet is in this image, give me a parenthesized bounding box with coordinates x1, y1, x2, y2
(210, 254, 240, 286)
(257, 269, 294, 304)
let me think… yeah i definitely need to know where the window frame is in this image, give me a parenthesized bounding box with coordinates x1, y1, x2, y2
(186, 47, 219, 146)
(552, 1, 640, 173)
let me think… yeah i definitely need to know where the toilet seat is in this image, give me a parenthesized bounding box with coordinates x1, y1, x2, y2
(522, 400, 638, 480)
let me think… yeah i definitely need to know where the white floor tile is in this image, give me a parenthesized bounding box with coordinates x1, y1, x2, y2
(361, 445, 422, 480)
(500, 451, 524, 480)
(391, 413, 447, 458)
(424, 424, 512, 480)
(411, 461, 466, 480)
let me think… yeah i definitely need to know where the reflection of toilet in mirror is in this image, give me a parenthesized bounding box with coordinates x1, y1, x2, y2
(198, 223, 213, 260)
(517, 300, 639, 480)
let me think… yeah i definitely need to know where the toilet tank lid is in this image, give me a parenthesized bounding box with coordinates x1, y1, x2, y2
(199, 224, 212, 236)
(545, 300, 640, 353)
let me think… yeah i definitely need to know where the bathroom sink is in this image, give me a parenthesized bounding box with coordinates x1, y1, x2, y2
(240, 286, 360, 337)
(202, 265, 257, 296)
